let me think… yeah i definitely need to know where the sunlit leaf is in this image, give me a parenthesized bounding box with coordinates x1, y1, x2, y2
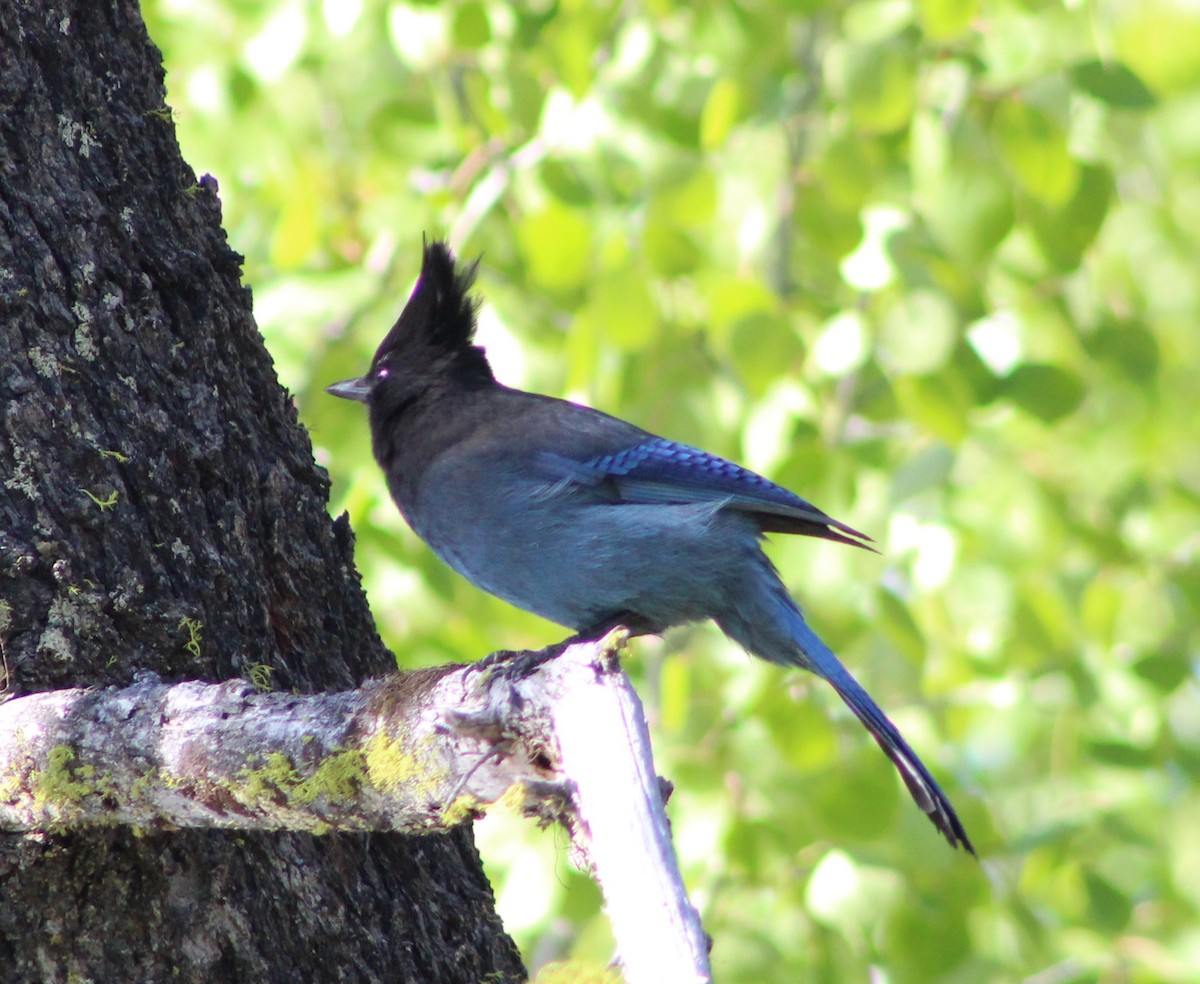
(547, 19, 597, 98)
(1116, 5, 1200, 94)
(644, 223, 701, 276)
(582, 267, 657, 352)
(452, 2, 491, 48)
(992, 100, 1078, 206)
(727, 313, 803, 396)
(701, 77, 741, 150)
(1081, 573, 1122, 649)
(894, 372, 972, 443)
(839, 39, 918, 134)
(879, 289, 958, 375)
(913, 114, 1015, 264)
(517, 205, 592, 292)
(918, 0, 978, 41)
(1027, 163, 1114, 271)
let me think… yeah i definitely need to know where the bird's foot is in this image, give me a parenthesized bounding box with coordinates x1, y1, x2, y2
(472, 619, 637, 684)
(567, 611, 653, 645)
(470, 642, 570, 684)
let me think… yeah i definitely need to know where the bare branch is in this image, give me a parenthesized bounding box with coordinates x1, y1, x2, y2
(0, 663, 508, 833)
(0, 635, 711, 981)
(539, 635, 712, 984)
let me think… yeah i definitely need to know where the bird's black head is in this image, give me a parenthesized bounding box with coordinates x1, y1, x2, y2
(326, 239, 492, 414)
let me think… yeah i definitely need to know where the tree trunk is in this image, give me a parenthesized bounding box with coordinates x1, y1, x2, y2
(0, 1, 526, 980)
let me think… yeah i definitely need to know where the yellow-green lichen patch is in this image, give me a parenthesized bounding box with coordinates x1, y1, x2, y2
(440, 792, 481, 826)
(32, 745, 115, 816)
(236, 751, 301, 806)
(0, 769, 23, 804)
(530, 960, 624, 984)
(290, 748, 366, 806)
(127, 767, 159, 805)
(497, 782, 531, 814)
(233, 748, 368, 812)
(363, 732, 423, 792)
(530, 959, 624, 984)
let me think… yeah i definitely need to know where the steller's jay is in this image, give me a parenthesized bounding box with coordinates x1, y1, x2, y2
(327, 240, 973, 853)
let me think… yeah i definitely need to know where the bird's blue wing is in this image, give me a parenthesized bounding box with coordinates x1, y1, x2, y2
(543, 437, 873, 549)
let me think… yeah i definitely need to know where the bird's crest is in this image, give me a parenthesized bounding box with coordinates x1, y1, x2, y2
(371, 239, 491, 382)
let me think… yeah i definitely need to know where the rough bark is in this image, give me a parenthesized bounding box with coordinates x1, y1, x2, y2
(0, 1, 525, 980)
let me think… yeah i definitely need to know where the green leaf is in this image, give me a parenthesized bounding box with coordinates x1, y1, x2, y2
(814, 131, 884, 211)
(894, 372, 972, 443)
(875, 587, 927, 664)
(462, 69, 506, 134)
(913, 114, 1015, 264)
(792, 188, 863, 267)
(1084, 871, 1133, 934)
(452, 2, 491, 48)
(890, 443, 955, 504)
(992, 100, 1079, 206)
(539, 160, 595, 206)
(509, 68, 549, 132)
(918, 0, 978, 40)
(518, 205, 592, 292)
(1070, 59, 1157, 109)
(547, 19, 597, 98)
(1081, 574, 1122, 648)
(1116, 5, 1200, 95)
(1003, 364, 1085, 422)
(1133, 652, 1190, 693)
(1086, 321, 1160, 383)
(643, 171, 716, 275)
(700, 77, 741, 150)
(840, 39, 918, 134)
(1027, 163, 1114, 271)
(650, 168, 718, 228)
(728, 313, 803, 396)
(644, 224, 701, 277)
(879, 289, 958, 375)
(582, 267, 658, 352)
(812, 758, 903, 842)
(701, 273, 777, 335)
(270, 164, 321, 268)
(884, 900, 973, 978)
(1087, 740, 1156, 768)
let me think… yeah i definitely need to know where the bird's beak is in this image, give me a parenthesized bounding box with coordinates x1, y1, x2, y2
(325, 377, 371, 402)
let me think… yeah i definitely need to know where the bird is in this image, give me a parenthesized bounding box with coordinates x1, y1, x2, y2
(326, 239, 974, 854)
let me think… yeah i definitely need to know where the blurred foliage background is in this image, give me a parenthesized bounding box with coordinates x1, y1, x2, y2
(143, 0, 1200, 979)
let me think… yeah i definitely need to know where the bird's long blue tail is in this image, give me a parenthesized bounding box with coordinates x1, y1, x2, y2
(719, 583, 974, 854)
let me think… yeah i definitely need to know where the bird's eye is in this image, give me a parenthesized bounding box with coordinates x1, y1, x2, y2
(375, 366, 390, 381)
